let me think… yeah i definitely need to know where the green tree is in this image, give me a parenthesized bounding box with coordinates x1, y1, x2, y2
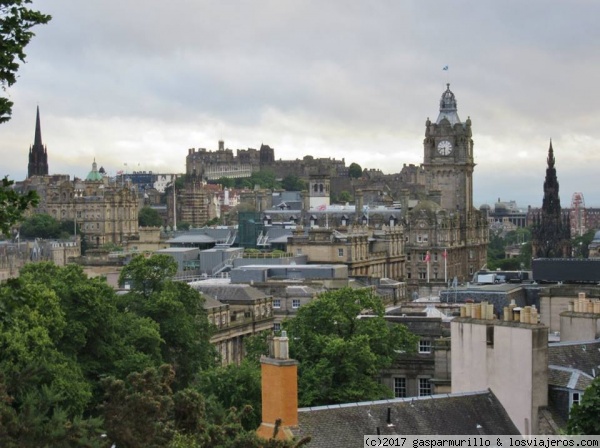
(0, 177, 38, 236)
(216, 177, 234, 189)
(102, 365, 309, 448)
(0, 1, 52, 123)
(337, 190, 352, 203)
(18, 263, 163, 406)
(284, 288, 418, 407)
(139, 205, 163, 227)
(567, 376, 600, 435)
(281, 175, 306, 192)
(19, 212, 61, 238)
(571, 229, 595, 258)
(177, 221, 191, 230)
(118, 255, 216, 388)
(0, 274, 105, 445)
(348, 162, 362, 179)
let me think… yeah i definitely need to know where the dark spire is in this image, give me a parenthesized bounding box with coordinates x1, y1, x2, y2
(34, 105, 43, 147)
(531, 140, 571, 258)
(27, 106, 49, 178)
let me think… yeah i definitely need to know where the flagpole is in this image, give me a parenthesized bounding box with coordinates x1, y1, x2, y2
(426, 251, 430, 283)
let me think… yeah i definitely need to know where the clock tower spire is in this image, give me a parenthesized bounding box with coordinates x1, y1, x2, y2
(422, 84, 474, 212)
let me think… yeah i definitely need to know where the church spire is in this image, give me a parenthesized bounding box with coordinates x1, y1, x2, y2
(27, 106, 49, 178)
(34, 105, 43, 147)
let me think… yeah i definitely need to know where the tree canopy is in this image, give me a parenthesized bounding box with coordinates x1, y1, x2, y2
(348, 162, 362, 179)
(0, 258, 316, 446)
(281, 175, 306, 192)
(19, 212, 73, 239)
(138, 205, 163, 227)
(0, 177, 38, 236)
(0, 0, 51, 123)
(284, 288, 418, 407)
(567, 376, 600, 435)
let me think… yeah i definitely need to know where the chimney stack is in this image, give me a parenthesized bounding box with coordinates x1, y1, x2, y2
(257, 331, 299, 440)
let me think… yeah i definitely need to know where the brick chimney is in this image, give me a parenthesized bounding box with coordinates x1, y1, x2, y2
(257, 331, 299, 440)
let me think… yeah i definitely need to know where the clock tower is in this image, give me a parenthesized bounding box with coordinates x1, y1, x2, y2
(422, 84, 474, 212)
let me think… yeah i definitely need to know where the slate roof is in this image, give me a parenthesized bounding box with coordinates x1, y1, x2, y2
(548, 339, 600, 378)
(294, 390, 519, 447)
(548, 366, 594, 391)
(193, 284, 269, 304)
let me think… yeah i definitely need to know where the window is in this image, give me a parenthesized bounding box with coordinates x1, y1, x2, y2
(273, 323, 281, 332)
(393, 377, 407, 398)
(419, 340, 432, 354)
(419, 378, 432, 396)
(297, 248, 302, 255)
(273, 299, 281, 309)
(571, 392, 581, 409)
(292, 299, 301, 309)
(338, 248, 344, 257)
(418, 271, 426, 280)
(486, 325, 494, 347)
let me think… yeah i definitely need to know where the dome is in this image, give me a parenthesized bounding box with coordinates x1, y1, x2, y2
(99, 166, 106, 174)
(479, 204, 491, 211)
(593, 230, 600, 242)
(436, 83, 461, 125)
(86, 159, 103, 181)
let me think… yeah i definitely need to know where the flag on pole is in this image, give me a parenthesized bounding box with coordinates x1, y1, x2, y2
(443, 65, 449, 71)
(425, 251, 430, 262)
(442, 249, 447, 259)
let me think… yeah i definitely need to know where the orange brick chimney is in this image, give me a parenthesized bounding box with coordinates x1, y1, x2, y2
(257, 331, 299, 440)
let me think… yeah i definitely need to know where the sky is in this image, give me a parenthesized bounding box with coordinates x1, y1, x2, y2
(2, 0, 600, 209)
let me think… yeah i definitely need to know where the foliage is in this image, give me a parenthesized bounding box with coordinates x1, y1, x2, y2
(0, 177, 38, 236)
(571, 229, 595, 258)
(567, 376, 600, 435)
(118, 255, 216, 387)
(284, 288, 418, 407)
(232, 170, 280, 190)
(217, 177, 235, 189)
(138, 205, 163, 227)
(337, 190, 352, 203)
(348, 162, 362, 179)
(0, 0, 52, 123)
(103, 365, 308, 448)
(195, 359, 262, 430)
(0, 270, 107, 446)
(119, 253, 178, 296)
(487, 227, 532, 271)
(177, 221, 191, 231)
(281, 175, 306, 192)
(19, 213, 76, 239)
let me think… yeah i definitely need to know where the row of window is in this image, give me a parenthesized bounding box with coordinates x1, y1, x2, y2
(393, 377, 432, 398)
(273, 299, 301, 309)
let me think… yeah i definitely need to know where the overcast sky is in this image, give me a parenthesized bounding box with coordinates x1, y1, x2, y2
(3, 0, 600, 208)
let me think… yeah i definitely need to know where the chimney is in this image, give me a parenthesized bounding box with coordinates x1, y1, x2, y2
(218, 140, 224, 151)
(257, 331, 299, 440)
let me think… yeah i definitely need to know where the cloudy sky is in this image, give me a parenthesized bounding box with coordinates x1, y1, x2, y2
(3, 0, 600, 208)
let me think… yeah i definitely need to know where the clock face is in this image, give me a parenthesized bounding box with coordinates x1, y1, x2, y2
(437, 140, 453, 155)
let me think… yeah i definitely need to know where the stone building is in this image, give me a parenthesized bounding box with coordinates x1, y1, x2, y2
(21, 161, 139, 247)
(286, 225, 405, 281)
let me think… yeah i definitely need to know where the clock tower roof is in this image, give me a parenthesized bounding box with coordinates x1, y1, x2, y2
(436, 83, 461, 125)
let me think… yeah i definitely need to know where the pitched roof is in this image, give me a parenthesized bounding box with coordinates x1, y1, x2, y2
(548, 365, 594, 391)
(294, 390, 519, 447)
(193, 283, 269, 304)
(548, 339, 600, 378)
